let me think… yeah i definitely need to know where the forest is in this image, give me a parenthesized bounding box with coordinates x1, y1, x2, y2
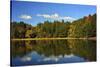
(11, 13, 96, 38)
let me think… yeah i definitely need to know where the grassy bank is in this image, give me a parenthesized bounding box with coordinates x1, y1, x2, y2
(11, 37, 96, 41)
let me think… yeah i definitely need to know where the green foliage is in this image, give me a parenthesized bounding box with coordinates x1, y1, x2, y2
(68, 14, 96, 38)
(11, 13, 96, 38)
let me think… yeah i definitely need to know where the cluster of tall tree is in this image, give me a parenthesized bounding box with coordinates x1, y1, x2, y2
(11, 13, 96, 38)
(68, 14, 96, 37)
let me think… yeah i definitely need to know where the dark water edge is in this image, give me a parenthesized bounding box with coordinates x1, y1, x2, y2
(11, 61, 96, 66)
(11, 56, 96, 66)
(11, 39, 96, 66)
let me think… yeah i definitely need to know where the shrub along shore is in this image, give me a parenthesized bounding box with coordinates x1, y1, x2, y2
(11, 37, 96, 41)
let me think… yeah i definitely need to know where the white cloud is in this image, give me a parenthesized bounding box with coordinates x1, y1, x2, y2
(37, 13, 75, 21)
(37, 13, 59, 19)
(19, 14, 32, 20)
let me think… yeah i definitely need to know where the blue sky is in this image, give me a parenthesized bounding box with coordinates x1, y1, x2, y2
(11, 1, 96, 26)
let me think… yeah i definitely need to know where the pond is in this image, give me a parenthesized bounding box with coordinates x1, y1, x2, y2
(11, 39, 96, 66)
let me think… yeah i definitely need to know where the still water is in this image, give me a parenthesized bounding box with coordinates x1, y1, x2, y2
(11, 39, 96, 66)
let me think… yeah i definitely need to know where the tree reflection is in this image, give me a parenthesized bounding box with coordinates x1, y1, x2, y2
(11, 39, 96, 61)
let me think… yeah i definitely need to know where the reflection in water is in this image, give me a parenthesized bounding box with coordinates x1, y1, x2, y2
(11, 39, 96, 66)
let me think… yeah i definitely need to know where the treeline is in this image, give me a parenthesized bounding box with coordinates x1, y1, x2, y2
(11, 13, 96, 38)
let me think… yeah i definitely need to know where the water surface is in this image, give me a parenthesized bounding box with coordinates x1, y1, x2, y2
(11, 39, 96, 66)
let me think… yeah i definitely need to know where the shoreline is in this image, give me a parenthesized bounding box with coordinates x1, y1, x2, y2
(11, 37, 96, 41)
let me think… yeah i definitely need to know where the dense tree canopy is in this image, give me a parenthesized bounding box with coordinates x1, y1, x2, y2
(11, 13, 96, 38)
